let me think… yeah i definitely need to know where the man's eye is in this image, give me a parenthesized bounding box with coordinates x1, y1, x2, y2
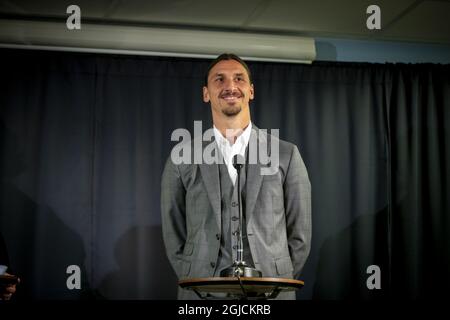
(216, 78, 223, 82)
(236, 77, 244, 82)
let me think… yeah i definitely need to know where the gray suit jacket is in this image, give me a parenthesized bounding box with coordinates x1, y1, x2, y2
(161, 125, 311, 299)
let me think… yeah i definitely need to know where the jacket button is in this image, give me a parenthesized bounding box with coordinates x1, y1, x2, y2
(232, 216, 238, 221)
(216, 233, 220, 240)
(231, 202, 238, 207)
(233, 245, 237, 250)
(210, 262, 216, 268)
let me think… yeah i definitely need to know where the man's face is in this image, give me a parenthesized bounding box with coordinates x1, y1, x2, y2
(203, 59, 254, 117)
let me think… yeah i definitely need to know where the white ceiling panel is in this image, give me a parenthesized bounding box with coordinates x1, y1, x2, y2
(0, 0, 449, 44)
(381, 0, 450, 43)
(246, 0, 418, 35)
(0, 0, 113, 17)
(108, 0, 263, 27)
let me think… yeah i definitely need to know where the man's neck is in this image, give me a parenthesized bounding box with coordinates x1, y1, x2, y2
(213, 113, 251, 144)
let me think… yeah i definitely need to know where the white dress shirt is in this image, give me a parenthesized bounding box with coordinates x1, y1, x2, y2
(213, 122, 252, 185)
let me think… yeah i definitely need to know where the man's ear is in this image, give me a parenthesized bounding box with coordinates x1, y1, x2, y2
(203, 86, 210, 103)
(249, 83, 255, 101)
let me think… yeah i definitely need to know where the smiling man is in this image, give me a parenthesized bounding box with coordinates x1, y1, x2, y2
(204, 56, 253, 122)
(161, 53, 311, 300)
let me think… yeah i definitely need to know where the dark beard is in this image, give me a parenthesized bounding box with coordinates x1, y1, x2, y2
(222, 105, 242, 117)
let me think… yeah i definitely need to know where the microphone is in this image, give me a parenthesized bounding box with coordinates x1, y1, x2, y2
(220, 154, 262, 279)
(232, 154, 244, 171)
(232, 154, 244, 263)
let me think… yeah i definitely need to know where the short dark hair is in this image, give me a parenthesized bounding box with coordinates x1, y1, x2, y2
(204, 53, 252, 86)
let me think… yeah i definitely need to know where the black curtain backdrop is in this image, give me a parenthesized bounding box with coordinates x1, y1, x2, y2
(0, 49, 449, 300)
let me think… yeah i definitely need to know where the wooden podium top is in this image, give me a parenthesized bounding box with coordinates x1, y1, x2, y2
(179, 277, 304, 299)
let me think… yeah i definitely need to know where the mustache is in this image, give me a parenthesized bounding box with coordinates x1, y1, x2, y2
(219, 90, 243, 98)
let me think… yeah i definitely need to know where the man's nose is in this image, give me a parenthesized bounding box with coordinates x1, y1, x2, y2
(223, 78, 237, 91)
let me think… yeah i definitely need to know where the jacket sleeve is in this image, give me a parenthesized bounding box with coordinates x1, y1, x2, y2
(161, 157, 187, 279)
(284, 145, 312, 279)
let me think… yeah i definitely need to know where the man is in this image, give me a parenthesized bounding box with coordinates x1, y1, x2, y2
(161, 53, 311, 299)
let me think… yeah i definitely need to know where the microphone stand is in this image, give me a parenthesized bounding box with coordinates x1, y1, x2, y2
(220, 155, 262, 278)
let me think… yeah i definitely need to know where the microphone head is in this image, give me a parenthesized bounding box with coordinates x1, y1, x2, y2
(232, 154, 245, 170)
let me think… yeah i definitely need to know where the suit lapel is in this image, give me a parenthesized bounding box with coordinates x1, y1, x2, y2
(245, 126, 268, 224)
(199, 138, 221, 230)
